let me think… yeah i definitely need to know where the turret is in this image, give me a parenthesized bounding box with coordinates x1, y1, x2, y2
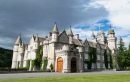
(97, 30, 105, 44)
(68, 26, 73, 44)
(34, 34, 39, 50)
(100, 30, 105, 44)
(91, 32, 97, 43)
(107, 26, 117, 51)
(18, 42, 24, 68)
(52, 22, 59, 42)
(11, 35, 22, 68)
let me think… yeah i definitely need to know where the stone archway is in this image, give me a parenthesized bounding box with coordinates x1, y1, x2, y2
(57, 57, 63, 72)
(71, 57, 77, 72)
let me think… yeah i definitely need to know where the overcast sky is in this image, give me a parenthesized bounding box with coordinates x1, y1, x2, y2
(0, 0, 130, 49)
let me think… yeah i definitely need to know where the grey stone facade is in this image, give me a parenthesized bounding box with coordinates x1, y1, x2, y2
(11, 23, 117, 73)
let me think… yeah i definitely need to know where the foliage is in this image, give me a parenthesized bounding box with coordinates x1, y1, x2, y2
(0, 67, 27, 71)
(109, 52, 114, 69)
(32, 60, 35, 69)
(117, 38, 130, 69)
(104, 50, 108, 69)
(0, 47, 13, 67)
(50, 63, 53, 71)
(128, 43, 130, 51)
(34, 45, 43, 69)
(43, 57, 48, 70)
(17, 61, 20, 68)
(117, 50, 130, 69)
(26, 60, 30, 69)
(85, 47, 97, 69)
(118, 37, 126, 53)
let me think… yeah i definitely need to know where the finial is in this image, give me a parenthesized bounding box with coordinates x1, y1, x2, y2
(110, 24, 111, 28)
(55, 22, 56, 24)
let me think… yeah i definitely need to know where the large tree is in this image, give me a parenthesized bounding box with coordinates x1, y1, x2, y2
(118, 37, 126, 53)
(0, 47, 13, 67)
(117, 37, 130, 69)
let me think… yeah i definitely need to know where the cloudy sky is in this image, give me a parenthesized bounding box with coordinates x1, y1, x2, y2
(0, 0, 130, 49)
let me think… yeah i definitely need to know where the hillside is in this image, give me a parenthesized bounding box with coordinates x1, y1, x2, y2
(0, 47, 13, 68)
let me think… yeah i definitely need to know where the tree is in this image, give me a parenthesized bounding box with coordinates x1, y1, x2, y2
(0, 47, 13, 67)
(50, 63, 53, 72)
(117, 38, 130, 69)
(118, 37, 126, 53)
(128, 43, 130, 51)
(34, 46, 43, 69)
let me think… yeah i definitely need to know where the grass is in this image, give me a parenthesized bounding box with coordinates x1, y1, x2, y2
(0, 74, 130, 82)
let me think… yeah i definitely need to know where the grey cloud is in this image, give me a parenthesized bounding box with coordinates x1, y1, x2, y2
(0, 0, 109, 49)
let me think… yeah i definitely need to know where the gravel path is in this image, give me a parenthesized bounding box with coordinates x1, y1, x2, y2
(0, 70, 130, 80)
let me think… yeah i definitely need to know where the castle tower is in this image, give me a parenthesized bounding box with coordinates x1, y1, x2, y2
(11, 35, 22, 68)
(97, 30, 105, 44)
(100, 30, 105, 44)
(91, 32, 97, 43)
(68, 26, 73, 44)
(107, 26, 117, 51)
(34, 34, 39, 50)
(18, 42, 24, 68)
(52, 22, 59, 42)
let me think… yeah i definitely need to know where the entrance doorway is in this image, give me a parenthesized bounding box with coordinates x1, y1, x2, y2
(71, 57, 77, 72)
(57, 57, 63, 72)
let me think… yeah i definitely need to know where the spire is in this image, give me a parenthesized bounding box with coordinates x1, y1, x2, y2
(21, 42, 24, 48)
(101, 30, 104, 34)
(91, 31, 95, 37)
(15, 35, 22, 45)
(68, 26, 73, 36)
(35, 34, 39, 42)
(52, 22, 59, 33)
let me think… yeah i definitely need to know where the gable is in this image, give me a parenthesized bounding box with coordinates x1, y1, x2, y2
(58, 31, 69, 43)
(83, 39, 89, 47)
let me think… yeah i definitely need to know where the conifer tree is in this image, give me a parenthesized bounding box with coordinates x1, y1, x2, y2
(118, 37, 125, 54)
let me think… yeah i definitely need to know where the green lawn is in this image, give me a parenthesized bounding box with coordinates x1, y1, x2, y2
(0, 74, 130, 82)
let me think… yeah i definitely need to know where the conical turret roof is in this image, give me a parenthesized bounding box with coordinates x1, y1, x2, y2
(15, 35, 22, 45)
(35, 34, 39, 42)
(68, 26, 73, 36)
(91, 32, 95, 37)
(52, 22, 59, 33)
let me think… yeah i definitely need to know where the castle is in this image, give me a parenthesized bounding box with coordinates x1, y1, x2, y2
(11, 23, 118, 73)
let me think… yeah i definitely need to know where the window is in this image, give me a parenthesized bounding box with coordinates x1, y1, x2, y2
(84, 54, 88, 59)
(92, 63, 94, 68)
(85, 46, 88, 51)
(97, 55, 100, 60)
(84, 64, 87, 69)
(97, 63, 100, 68)
(108, 63, 110, 68)
(102, 55, 104, 60)
(103, 63, 105, 68)
(108, 55, 110, 61)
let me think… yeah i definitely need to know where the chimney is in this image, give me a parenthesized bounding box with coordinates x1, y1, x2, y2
(75, 34, 79, 39)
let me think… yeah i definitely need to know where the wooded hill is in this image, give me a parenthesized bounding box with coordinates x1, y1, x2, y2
(0, 47, 13, 68)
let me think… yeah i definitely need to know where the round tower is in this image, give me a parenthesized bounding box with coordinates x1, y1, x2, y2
(52, 22, 59, 42)
(100, 30, 105, 44)
(107, 26, 117, 51)
(11, 35, 22, 68)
